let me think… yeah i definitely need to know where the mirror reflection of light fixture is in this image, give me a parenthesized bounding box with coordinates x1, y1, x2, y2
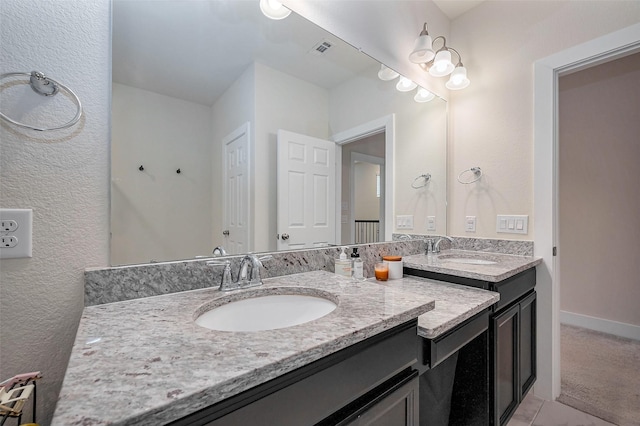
(396, 76, 417, 92)
(260, 0, 291, 20)
(378, 64, 400, 81)
(414, 87, 435, 103)
(409, 23, 471, 90)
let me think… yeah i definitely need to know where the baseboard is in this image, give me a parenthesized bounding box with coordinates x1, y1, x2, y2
(560, 311, 640, 341)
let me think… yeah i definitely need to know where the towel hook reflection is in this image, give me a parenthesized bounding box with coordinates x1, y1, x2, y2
(411, 173, 431, 189)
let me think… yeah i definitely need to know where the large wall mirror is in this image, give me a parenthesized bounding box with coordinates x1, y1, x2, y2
(111, 0, 447, 266)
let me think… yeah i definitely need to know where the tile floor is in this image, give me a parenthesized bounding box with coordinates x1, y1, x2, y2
(507, 392, 616, 426)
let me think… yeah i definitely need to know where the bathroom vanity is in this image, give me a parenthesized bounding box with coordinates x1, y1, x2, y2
(403, 250, 541, 426)
(52, 271, 437, 425)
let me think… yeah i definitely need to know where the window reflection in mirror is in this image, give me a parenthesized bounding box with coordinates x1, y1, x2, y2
(110, 0, 446, 266)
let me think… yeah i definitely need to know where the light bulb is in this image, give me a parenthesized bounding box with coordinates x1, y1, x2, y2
(378, 65, 400, 81)
(445, 65, 470, 90)
(260, 0, 291, 20)
(396, 76, 417, 92)
(429, 50, 455, 77)
(414, 88, 435, 103)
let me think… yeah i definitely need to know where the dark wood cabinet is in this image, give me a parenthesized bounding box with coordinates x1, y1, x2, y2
(404, 265, 537, 426)
(169, 321, 420, 426)
(491, 291, 536, 426)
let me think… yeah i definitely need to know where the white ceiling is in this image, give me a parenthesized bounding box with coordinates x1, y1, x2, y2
(112, 1, 377, 106)
(433, 0, 485, 19)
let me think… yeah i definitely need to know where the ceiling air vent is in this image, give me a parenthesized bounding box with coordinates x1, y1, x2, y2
(309, 39, 333, 56)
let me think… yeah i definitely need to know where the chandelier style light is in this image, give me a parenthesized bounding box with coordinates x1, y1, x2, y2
(408, 23, 470, 90)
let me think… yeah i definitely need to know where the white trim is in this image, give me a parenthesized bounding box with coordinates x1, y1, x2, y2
(332, 114, 395, 244)
(534, 23, 640, 401)
(560, 311, 640, 341)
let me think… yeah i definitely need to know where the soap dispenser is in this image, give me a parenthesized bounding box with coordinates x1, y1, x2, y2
(335, 247, 352, 277)
(351, 247, 364, 280)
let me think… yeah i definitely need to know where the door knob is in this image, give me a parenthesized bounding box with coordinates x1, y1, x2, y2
(281, 233, 290, 241)
(223, 230, 230, 236)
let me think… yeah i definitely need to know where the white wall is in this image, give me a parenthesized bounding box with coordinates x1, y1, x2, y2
(111, 83, 213, 264)
(254, 62, 330, 252)
(0, 0, 110, 423)
(448, 0, 640, 239)
(330, 65, 448, 236)
(354, 162, 380, 220)
(210, 64, 256, 251)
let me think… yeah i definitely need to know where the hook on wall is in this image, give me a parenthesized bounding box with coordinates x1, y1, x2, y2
(176, 168, 181, 174)
(138, 165, 144, 171)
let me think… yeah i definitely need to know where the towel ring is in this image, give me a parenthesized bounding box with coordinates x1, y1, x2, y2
(411, 173, 431, 189)
(0, 71, 83, 131)
(457, 167, 482, 184)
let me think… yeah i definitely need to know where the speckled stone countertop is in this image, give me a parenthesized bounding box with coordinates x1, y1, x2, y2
(373, 275, 500, 339)
(52, 271, 436, 426)
(403, 249, 542, 282)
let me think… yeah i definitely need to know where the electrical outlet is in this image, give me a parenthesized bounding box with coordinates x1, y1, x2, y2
(0, 209, 33, 259)
(1, 220, 18, 233)
(465, 216, 476, 232)
(1, 236, 18, 248)
(426, 216, 436, 232)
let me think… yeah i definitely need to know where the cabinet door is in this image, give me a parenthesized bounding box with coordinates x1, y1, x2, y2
(346, 373, 419, 426)
(519, 291, 536, 399)
(491, 304, 519, 426)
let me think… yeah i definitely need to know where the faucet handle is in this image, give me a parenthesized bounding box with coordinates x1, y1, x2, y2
(425, 239, 435, 254)
(207, 260, 233, 290)
(248, 255, 273, 282)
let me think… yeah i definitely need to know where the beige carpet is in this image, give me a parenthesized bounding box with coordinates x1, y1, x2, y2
(558, 324, 640, 426)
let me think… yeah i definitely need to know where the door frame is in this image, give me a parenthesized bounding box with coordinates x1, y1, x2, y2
(332, 114, 395, 245)
(533, 23, 640, 400)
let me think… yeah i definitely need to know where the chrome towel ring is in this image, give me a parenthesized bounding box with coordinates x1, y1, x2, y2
(457, 167, 483, 184)
(0, 71, 82, 131)
(411, 173, 431, 189)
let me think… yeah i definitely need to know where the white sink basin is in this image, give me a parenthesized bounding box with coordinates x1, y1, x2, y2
(195, 293, 337, 332)
(437, 254, 498, 265)
(443, 258, 497, 265)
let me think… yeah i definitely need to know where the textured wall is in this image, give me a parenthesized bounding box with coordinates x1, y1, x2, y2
(0, 0, 110, 423)
(559, 53, 640, 327)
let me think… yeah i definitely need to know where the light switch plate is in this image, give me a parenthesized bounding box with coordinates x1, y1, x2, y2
(497, 214, 528, 234)
(0, 208, 33, 259)
(396, 215, 414, 229)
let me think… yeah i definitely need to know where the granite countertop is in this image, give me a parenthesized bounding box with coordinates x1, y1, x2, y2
(52, 270, 436, 426)
(403, 249, 542, 282)
(374, 275, 500, 339)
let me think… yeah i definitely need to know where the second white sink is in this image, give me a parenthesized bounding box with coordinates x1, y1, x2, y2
(195, 294, 337, 332)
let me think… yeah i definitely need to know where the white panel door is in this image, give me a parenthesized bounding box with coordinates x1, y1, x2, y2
(222, 122, 251, 255)
(277, 129, 336, 251)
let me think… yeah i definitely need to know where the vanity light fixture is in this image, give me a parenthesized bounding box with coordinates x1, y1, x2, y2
(260, 0, 291, 20)
(378, 64, 400, 81)
(410, 23, 471, 90)
(414, 87, 435, 103)
(395, 76, 418, 92)
(376, 66, 434, 103)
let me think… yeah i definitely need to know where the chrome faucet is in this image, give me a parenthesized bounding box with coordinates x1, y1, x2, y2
(433, 236, 454, 254)
(207, 254, 272, 291)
